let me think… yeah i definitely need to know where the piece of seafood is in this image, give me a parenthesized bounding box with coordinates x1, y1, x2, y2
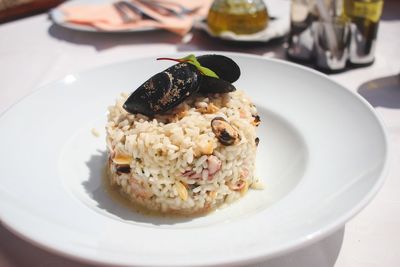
(123, 54, 241, 116)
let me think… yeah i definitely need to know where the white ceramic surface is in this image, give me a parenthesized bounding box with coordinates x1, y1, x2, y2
(50, 0, 156, 33)
(0, 53, 389, 266)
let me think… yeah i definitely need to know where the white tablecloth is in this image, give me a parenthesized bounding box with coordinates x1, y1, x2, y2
(1, 1, 399, 266)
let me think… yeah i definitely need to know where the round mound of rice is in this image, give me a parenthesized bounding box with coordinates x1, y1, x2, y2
(106, 90, 261, 215)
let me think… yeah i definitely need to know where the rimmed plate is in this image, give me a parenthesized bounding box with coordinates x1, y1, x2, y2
(0, 52, 389, 266)
(50, 0, 157, 33)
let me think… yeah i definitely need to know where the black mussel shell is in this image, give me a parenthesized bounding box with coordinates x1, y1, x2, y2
(198, 76, 236, 94)
(123, 63, 202, 116)
(197, 55, 241, 83)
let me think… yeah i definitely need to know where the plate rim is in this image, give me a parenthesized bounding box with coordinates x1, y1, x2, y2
(0, 52, 391, 266)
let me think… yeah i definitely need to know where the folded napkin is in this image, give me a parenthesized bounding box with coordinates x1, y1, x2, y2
(61, 0, 212, 35)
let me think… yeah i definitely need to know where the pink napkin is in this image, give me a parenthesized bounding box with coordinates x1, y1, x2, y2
(61, 0, 212, 35)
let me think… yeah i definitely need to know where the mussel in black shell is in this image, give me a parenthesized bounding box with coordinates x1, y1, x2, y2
(196, 54, 240, 94)
(198, 76, 236, 94)
(123, 62, 202, 117)
(197, 54, 241, 83)
(123, 54, 241, 116)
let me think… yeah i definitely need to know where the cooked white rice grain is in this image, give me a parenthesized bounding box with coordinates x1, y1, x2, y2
(106, 90, 261, 215)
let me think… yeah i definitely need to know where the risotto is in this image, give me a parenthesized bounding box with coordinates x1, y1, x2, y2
(105, 54, 262, 215)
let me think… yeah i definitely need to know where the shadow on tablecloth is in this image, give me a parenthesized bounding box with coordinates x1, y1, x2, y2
(358, 74, 400, 109)
(381, 0, 400, 21)
(47, 23, 183, 51)
(47, 21, 287, 58)
(176, 30, 286, 58)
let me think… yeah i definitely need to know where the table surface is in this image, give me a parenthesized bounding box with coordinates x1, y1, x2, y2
(1, 1, 399, 266)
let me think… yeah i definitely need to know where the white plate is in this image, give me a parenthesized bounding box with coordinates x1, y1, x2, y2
(196, 0, 290, 42)
(50, 0, 156, 33)
(0, 53, 389, 266)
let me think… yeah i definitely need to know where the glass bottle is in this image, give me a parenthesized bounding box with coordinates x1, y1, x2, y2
(207, 0, 269, 35)
(344, 0, 384, 65)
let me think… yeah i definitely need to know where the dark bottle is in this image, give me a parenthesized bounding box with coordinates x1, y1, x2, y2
(344, 0, 384, 65)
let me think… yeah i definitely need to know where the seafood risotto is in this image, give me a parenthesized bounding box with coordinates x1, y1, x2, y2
(106, 55, 262, 214)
